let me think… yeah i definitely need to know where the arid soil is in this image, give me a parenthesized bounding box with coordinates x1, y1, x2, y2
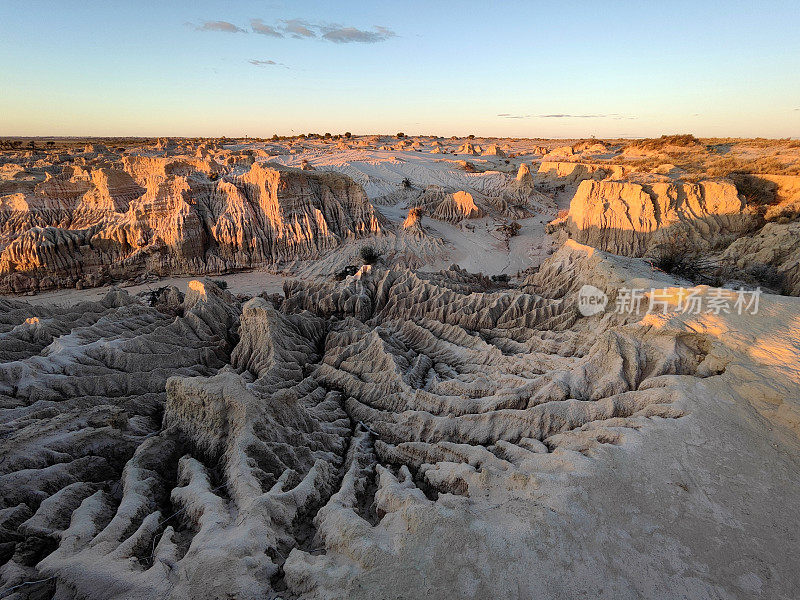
(1, 135, 799, 599)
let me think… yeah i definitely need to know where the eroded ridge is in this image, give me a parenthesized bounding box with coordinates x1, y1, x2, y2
(0, 255, 714, 599)
(0, 159, 383, 293)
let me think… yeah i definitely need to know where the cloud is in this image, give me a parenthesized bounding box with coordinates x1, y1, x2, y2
(195, 20, 245, 33)
(497, 113, 635, 120)
(248, 59, 288, 69)
(251, 19, 283, 37)
(246, 18, 396, 43)
(321, 25, 396, 43)
(281, 18, 316, 38)
(538, 114, 605, 118)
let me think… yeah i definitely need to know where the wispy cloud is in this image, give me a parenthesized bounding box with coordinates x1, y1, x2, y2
(497, 113, 635, 120)
(281, 18, 316, 38)
(251, 19, 283, 37)
(195, 20, 246, 33)
(321, 25, 396, 43)
(193, 17, 397, 43)
(248, 59, 287, 68)
(247, 18, 396, 43)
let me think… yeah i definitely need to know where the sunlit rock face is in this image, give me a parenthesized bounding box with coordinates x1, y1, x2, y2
(0, 158, 382, 293)
(551, 179, 758, 256)
(410, 186, 484, 223)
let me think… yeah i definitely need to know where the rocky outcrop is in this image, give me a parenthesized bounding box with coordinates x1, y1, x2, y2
(0, 159, 382, 292)
(482, 144, 506, 157)
(402, 206, 424, 232)
(411, 186, 484, 223)
(456, 142, 479, 156)
(724, 220, 800, 294)
(536, 161, 629, 186)
(552, 179, 758, 256)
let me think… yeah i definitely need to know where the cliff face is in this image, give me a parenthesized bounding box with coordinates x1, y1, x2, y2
(554, 179, 757, 256)
(0, 159, 382, 292)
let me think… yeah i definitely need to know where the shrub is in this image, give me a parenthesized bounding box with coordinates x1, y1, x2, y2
(747, 262, 785, 291)
(401, 177, 412, 188)
(335, 265, 359, 280)
(359, 245, 381, 265)
(632, 134, 700, 151)
(651, 237, 719, 285)
(344, 132, 352, 138)
(500, 221, 521, 237)
(729, 173, 778, 208)
(396, 132, 405, 139)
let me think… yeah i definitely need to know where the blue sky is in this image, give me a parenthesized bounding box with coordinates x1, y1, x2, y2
(2, 0, 799, 137)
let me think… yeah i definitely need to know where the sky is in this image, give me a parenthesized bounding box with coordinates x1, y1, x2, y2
(2, 0, 799, 138)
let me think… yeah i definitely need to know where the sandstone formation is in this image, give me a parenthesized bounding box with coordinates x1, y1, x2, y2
(456, 142, 479, 156)
(536, 161, 630, 187)
(724, 220, 800, 294)
(0, 159, 382, 293)
(411, 187, 484, 223)
(551, 178, 758, 256)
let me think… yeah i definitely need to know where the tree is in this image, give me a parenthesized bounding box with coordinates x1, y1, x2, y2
(396, 132, 405, 139)
(324, 132, 332, 139)
(468, 134, 475, 139)
(344, 131, 352, 139)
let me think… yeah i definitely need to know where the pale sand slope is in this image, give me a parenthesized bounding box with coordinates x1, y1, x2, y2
(266, 148, 515, 199)
(267, 149, 559, 275)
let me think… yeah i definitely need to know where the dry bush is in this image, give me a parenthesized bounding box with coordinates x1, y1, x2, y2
(728, 173, 778, 208)
(631, 134, 701, 151)
(359, 245, 381, 265)
(499, 220, 522, 238)
(650, 226, 721, 285)
(705, 156, 799, 177)
(747, 263, 785, 292)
